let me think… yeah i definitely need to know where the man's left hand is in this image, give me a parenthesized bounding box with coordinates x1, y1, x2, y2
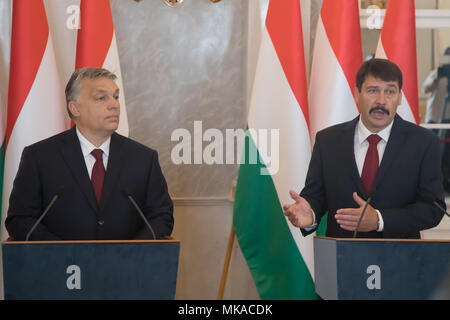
(334, 192, 379, 232)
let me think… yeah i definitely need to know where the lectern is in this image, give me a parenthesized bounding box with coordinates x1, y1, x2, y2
(314, 237, 450, 300)
(2, 240, 180, 300)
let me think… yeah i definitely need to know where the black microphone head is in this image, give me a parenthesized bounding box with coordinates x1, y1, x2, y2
(56, 186, 66, 196)
(420, 192, 449, 217)
(121, 189, 130, 197)
(420, 192, 435, 204)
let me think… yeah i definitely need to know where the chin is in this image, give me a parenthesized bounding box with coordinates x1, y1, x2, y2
(108, 121, 119, 129)
(104, 125, 119, 134)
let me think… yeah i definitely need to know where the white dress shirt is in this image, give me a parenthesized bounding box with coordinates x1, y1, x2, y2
(354, 117, 392, 175)
(76, 128, 111, 179)
(307, 118, 394, 232)
(354, 118, 393, 232)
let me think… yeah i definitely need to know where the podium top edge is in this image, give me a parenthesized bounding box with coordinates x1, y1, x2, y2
(314, 236, 450, 242)
(2, 239, 180, 245)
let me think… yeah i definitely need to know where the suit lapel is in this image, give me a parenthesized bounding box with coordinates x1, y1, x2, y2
(99, 132, 126, 213)
(58, 127, 99, 212)
(373, 115, 408, 191)
(342, 117, 366, 197)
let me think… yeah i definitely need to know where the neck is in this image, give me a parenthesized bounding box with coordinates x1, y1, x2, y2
(359, 117, 391, 134)
(76, 126, 111, 147)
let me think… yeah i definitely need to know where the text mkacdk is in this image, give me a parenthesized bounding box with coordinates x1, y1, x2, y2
(222, 304, 272, 315)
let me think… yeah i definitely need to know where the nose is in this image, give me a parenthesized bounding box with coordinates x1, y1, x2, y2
(375, 91, 386, 104)
(109, 97, 120, 110)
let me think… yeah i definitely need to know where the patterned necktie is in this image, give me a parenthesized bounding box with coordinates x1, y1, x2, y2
(361, 134, 382, 195)
(91, 149, 105, 205)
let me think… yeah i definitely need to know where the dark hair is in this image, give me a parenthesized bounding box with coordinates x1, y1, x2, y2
(356, 58, 403, 92)
(65, 67, 117, 119)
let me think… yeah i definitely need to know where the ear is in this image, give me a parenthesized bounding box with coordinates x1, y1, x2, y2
(397, 90, 402, 105)
(68, 101, 80, 118)
(354, 87, 360, 103)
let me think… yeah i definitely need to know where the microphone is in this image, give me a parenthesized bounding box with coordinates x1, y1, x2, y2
(421, 192, 450, 219)
(122, 189, 156, 240)
(25, 186, 65, 241)
(353, 187, 377, 238)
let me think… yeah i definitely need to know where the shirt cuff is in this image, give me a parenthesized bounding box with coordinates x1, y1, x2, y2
(376, 209, 384, 232)
(304, 209, 317, 231)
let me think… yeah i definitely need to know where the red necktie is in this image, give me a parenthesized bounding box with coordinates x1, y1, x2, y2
(91, 149, 105, 205)
(361, 134, 381, 195)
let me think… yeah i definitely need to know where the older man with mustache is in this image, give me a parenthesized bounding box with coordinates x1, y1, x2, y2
(283, 58, 446, 239)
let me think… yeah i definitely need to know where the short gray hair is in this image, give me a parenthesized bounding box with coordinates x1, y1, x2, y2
(65, 67, 117, 119)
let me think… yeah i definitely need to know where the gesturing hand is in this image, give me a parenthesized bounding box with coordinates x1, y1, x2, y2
(335, 192, 379, 232)
(283, 190, 314, 228)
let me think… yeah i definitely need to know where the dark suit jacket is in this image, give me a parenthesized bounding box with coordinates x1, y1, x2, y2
(5, 127, 174, 241)
(300, 115, 446, 239)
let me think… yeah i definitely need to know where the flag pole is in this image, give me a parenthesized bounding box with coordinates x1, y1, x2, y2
(217, 224, 235, 300)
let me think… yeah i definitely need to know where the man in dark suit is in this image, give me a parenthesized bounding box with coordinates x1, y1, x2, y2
(283, 59, 446, 239)
(5, 68, 173, 241)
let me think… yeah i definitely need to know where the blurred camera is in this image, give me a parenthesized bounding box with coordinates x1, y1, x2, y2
(438, 54, 450, 80)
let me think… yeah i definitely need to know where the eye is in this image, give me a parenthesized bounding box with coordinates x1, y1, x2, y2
(96, 95, 106, 101)
(386, 89, 396, 95)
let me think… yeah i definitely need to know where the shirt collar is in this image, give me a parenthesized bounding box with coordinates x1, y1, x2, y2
(357, 116, 393, 145)
(76, 127, 111, 158)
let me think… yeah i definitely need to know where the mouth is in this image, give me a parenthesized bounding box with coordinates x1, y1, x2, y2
(106, 115, 119, 121)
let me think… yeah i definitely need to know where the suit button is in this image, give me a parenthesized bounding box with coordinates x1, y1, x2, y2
(98, 220, 105, 226)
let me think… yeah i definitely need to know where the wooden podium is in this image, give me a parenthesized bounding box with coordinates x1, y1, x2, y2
(2, 240, 180, 300)
(314, 236, 450, 300)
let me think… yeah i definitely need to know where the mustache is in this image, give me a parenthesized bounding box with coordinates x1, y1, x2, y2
(369, 105, 390, 116)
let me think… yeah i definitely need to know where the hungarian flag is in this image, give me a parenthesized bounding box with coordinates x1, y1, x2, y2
(233, 0, 315, 299)
(0, 94, 5, 231)
(1, 0, 68, 240)
(375, 0, 419, 124)
(76, 0, 129, 136)
(309, 0, 362, 143)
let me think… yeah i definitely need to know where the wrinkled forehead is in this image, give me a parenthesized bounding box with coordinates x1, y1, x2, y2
(362, 75, 400, 90)
(80, 77, 119, 94)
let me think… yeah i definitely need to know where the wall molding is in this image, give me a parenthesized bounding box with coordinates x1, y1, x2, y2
(173, 197, 234, 206)
(360, 9, 450, 29)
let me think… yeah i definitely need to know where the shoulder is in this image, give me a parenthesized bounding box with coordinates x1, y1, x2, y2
(394, 115, 438, 144)
(315, 117, 358, 142)
(23, 129, 74, 154)
(112, 133, 159, 158)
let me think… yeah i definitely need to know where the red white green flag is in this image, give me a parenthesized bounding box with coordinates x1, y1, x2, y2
(309, 0, 362, 143)
(1, 0, 68, 240)
(233, 0, 315, 299)
(76, 0, 129, 136)
(375, 0, 419, 124)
